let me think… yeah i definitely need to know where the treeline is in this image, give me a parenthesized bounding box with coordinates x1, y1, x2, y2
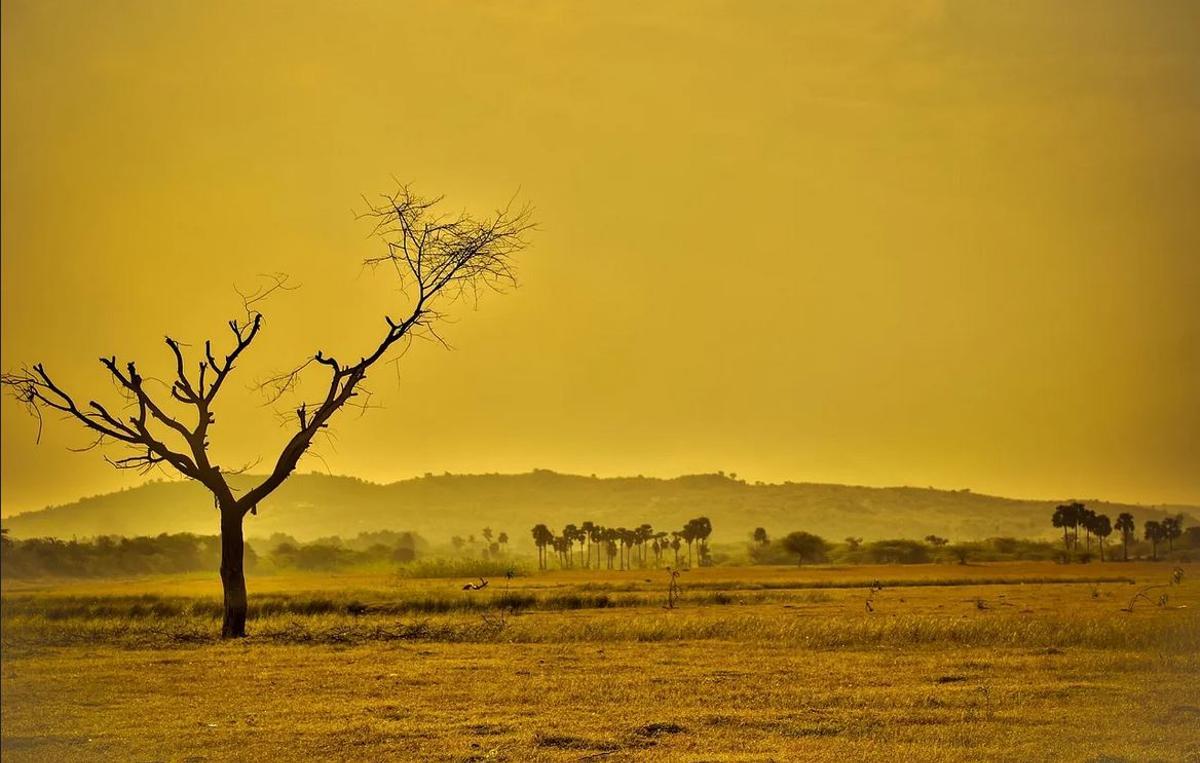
(253, 530, 426, 571)
(747, 532, 1065, 566)
(748, 524, 1200, 567)
(0, 529, 428, 578)
(529, 517, 713, 570)
(0, 533, 258, 578)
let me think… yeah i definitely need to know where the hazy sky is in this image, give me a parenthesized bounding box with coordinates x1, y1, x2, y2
(2, 0, 1198, 515)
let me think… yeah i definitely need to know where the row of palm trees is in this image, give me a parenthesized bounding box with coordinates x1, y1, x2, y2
(1051, 502, 1184, 561)
(529, 517, 713, 571)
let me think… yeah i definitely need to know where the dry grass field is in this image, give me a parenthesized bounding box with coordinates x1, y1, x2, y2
(3, 561, 1198, 761)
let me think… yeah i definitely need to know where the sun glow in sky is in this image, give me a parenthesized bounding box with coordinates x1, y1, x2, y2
(2, 0, 1198, 514)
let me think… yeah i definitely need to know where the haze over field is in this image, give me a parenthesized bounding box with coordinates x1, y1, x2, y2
(3, 0, 1198, 516)
(3, 4, 1199, 761)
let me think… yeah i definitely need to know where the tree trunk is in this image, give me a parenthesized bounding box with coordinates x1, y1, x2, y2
(1123, 537, 1128, 561)
(220, 508, 249, 639)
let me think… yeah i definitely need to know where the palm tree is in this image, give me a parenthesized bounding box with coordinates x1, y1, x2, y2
(497, 531, 509, 554)
(588, 524, 605, 570)
(693, 517, 713, 561)
(624, 527, 643, 568)
(605, 537, 618, 569)
(557, 535, 573, 568)
(1114, 513, 1135, 561)
(562, 524, 579, 568)
(580, 521, 596, 568)
(1080, 507, 1097, 553)
(576, 526, 589, 567)
(678, 517, 712, 567)
(653, 531, 669, 566)
(1051, 504, 1072, 551)
(530, 524, 553, 570)
(598, 528, 610, 569)
(451, 535, 466, 554)
(753, 527, 769, 546)
(1163, 515, 1183, 552)
(1052, 501, 1087, 551)
(1144, 520, 1165, 561)
(636, 524, 653, 567)
(482, 527, 494, 545)
(1069, 502, 1088, 549)
(679, 523, 696, 567)
(670, 534, 682, 567)
(1092, 514, 1112, 561)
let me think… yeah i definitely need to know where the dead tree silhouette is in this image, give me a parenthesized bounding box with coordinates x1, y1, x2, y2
(1, 184, 533, 638)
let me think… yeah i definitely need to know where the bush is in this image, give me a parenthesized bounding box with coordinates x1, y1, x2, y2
(747, 541, 797, 565)
(781, 532, 830, 565)
(860, 539, 930, 565)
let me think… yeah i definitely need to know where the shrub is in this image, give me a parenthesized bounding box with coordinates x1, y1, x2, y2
(861, 539, 930, 565)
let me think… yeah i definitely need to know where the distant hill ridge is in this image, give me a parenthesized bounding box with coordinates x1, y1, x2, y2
(2, 470, 1193, 545)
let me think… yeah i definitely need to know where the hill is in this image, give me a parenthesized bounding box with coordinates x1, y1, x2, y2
(1, 470, 1193, 547)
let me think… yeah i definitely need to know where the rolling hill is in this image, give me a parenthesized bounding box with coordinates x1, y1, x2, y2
(1, 471, 1193, 548)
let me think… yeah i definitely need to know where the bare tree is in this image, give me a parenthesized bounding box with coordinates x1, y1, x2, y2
(2, 184, 533, 638)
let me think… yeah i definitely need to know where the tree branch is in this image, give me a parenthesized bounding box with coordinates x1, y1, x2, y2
(244, 185, 533, 514)
(3, 186, 532, 521)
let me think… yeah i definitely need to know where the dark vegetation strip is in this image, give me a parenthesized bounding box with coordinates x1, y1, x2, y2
(681, 575, 1136, 591)
(3, 610, 1197, 652)
(0, 576, 1134, 621)
(0, 591, 655, 620)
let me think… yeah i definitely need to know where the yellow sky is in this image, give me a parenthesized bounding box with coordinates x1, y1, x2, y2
(2, 0, 1198, 515)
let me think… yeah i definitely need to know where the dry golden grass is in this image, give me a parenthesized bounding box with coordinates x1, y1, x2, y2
(3, 562, 1198, 761)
